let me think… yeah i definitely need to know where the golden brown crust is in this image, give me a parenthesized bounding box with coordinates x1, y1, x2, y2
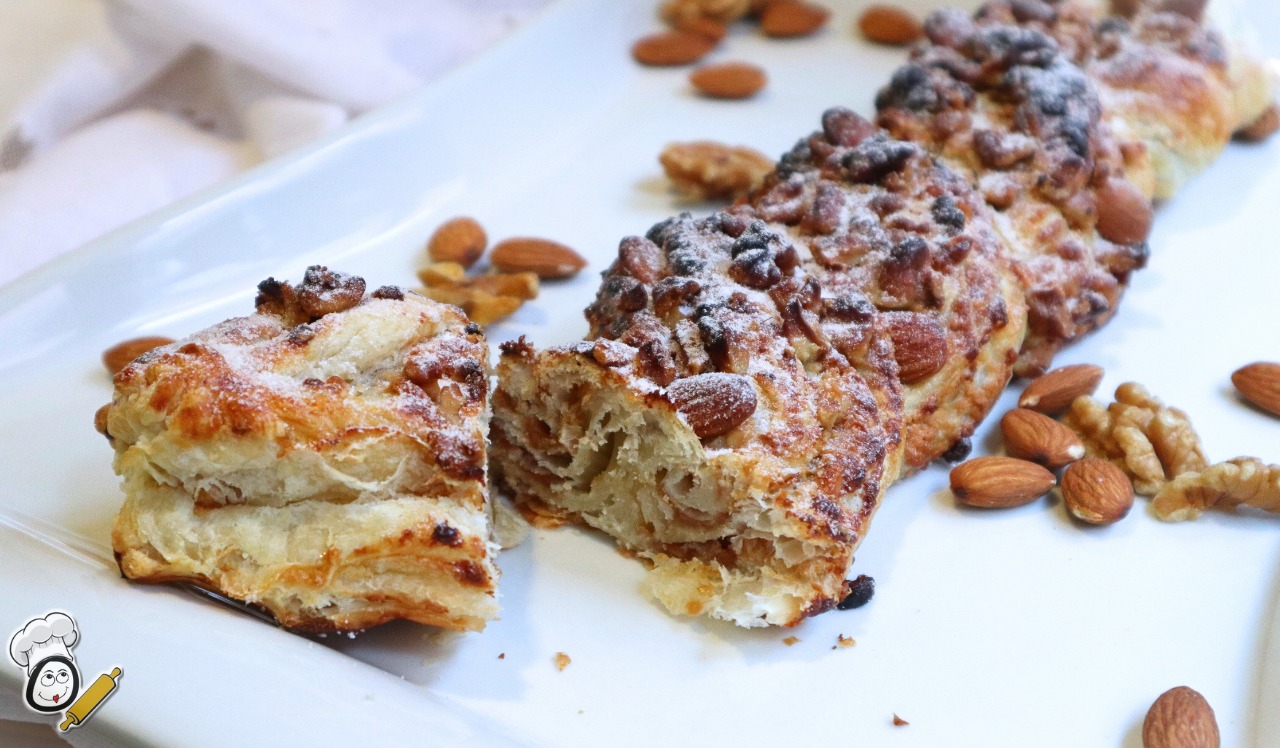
(103, 268, 498, 633)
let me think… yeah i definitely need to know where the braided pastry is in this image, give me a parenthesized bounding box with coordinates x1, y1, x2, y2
(490, 0, 1273, 627)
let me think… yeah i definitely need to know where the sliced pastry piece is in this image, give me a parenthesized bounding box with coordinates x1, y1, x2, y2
(99, 267, 499, 632)
(491, 111, 1027, 626)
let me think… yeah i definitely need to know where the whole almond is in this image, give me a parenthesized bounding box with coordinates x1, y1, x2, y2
(1095, 176, 1153, 246)
(673, 16, 728, 42)
(690, 62, 767, 100)
(1236, 103, 1279, 143)
(1231, 361, 1280, 417)
(632, 30, 717, 66)
(760, 1, 830, 38)
(1142, 686, 1220, 748)
(1001, 408, 1086, 469)
(882, 311, 948, 385)
(857, 5, 923, 46)
(1061, 458, 1134, 525)
(427, 216, 487, 268)
(950, 456, 1056, 509)
(103, 336, 175, 375)
(667, 372, 757, 439)
(490, 238, 588, 279)
(1018, 364, 1104, 414)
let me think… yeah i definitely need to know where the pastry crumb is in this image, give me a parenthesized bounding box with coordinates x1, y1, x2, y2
(497, 652, 505, 660)
(783, 636, 799, 646)
(554, 652, 572, 671)
(835, 634, 856, 649)
(893, 714, 909, 727)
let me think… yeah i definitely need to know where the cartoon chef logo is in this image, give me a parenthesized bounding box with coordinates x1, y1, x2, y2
(9, 612, 122, 731)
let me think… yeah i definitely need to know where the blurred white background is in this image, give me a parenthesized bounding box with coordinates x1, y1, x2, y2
(0, 0, 550, 287)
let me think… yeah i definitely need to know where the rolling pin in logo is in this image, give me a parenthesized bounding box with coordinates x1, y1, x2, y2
(59, 667, 123, 732)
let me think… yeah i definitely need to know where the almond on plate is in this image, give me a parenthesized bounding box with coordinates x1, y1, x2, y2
(1142, 686, 1220, 748)
(490, 238, 588, 279)
(1018, 363, 1104, 414)
(857, 5, 923, 46)
(690, 62, 767, 99)
(103, 336, 175, 375)
(1000, 408, 1085, 469)
(1231, 361, 1280, 417)
(1061, 458, 1134, 525)
(427, 216, 487, 268)
(950, 456, 1056, 509)
(632, 30, 717, 66)
(760, 1, 830, 38)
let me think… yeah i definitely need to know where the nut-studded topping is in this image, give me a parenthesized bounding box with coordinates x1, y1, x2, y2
(950, 456, 1056, 508)
(842, 136, 917, 183)
(666, 372, 758, 439)
(1142, 686, 1220, 748)
(1018, 364, 1104, 414)
(490, 238, 587, 279)
(103, 336, 175, 375)
(1094, 177, 1153, 246)
(427, 216, 487, 268)
(1001, 408, 1085, 469)
(1061, 458, 1134, 525)
(1231, 362, 1280, 417)
(882, 311, 948, 384)
(297, 266, 366, 319)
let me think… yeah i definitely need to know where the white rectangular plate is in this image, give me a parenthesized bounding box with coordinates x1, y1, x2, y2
(2, 1, 1279, 745)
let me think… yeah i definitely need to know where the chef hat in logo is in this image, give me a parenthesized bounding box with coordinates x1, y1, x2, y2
(9, 613, 78, 676)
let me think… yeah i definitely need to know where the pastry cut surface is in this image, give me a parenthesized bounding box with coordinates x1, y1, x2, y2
(100, 268, 499, 632)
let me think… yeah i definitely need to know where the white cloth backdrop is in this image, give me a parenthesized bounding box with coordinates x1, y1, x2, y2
(0, 0, 551, 286)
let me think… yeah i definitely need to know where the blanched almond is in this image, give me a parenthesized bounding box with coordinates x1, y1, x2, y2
(857, 5, 923, 46)
(760, 1, 830, 37)
(1019, 364, 1104, 414)
(490, 238, 587, 279)
(950, 456, 1056, 509)
(103, 336, 175, 375)
(632, 30, 717, 66)
(1232, 361, 1280, 417)
(427, 216, 487, 268)
(1061, 458, 1134, 525)
(690, 62, 767, 100)
(1001, 408, 1085, 469)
